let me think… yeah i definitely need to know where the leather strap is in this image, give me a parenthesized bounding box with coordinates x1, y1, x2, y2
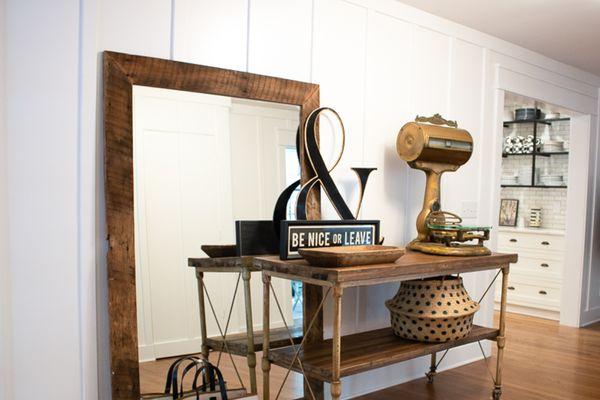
(164, 356, 203, 396)
(192, 363, 227, 400)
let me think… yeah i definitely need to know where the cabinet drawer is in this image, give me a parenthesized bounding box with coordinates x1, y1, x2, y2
(495, 280, 560, 311)
(498, 232, 565, 253)
(510, 256, 563, 279)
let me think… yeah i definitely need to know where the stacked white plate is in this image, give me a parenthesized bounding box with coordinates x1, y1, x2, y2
(501, 175, 518, 185)
(518, 166, 535, 185)
(540, 140, 564, 153)
(539, 174, 564, 186)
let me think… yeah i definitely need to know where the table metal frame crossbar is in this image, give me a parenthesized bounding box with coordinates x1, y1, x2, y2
(195, 267, 257, 394)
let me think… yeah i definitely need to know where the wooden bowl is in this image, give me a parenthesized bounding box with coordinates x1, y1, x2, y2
(298, 245, 404, 267)
(201, 244, 237, 258)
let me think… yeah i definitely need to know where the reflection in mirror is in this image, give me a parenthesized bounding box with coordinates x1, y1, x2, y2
(132, 85, 301, 395)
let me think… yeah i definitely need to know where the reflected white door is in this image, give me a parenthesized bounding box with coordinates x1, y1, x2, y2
(229, 100, 299, 329)
(133, 87, 295, 361)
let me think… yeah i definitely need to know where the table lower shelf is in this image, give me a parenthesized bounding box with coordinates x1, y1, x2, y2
(206, 325, 303, 356)
(268, 325, 498, 382)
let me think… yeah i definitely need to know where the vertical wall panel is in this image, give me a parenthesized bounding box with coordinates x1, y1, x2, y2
(313, 0, 368, 337)
(411, 26, 451, 116)
(0, 0, 10, 397)
(362, 10, 412, 247)
(98, 0, 172, 57)
(248, 0, 313, 81)
(443, 39, 485, 222)
(312, 0, 368, 221)
(173, 0, 248, 70)
(404, 26, 452, 240)
(357, 10, 412, 332)
(443, 40, 487, 325)
(6, 0, 82, 398)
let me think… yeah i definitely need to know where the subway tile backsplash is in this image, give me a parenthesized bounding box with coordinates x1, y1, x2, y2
(500, 187, 566, 230)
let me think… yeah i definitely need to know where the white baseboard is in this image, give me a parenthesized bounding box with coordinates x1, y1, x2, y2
(494, 302, 559, 321)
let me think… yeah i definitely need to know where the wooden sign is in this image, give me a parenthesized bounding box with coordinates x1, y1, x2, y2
(280, 220, 380, 259)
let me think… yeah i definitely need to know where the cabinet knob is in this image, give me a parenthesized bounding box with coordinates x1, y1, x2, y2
(509, 238, 517, 243)
(508, 286, 515, 290)
(540, 263, 549, 268)
(541, 241, 550, 246)
(539, 290, 547, 295)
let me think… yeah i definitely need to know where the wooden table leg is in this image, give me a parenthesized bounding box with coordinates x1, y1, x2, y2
(262, 273, 271, 400)
(304, 283, 324, 399)
(195, 269, 210, 360)
(331, 286, 343, 400)
(426, 352, 437, 383)
(493, 266, 509, 400)
(242, 267, 257, 394)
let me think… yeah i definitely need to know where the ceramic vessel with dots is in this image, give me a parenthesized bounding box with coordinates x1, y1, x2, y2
(385, 276, 480, 343)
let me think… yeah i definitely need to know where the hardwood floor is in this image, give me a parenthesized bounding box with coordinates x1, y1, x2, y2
(140, 312, 600, 399)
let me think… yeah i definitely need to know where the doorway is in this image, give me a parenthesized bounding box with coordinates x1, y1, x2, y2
(494, 92, 573, 320)
(490, 87, 595, 326)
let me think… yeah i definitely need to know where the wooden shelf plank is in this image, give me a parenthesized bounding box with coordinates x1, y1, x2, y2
(206, 325, 303, 356)
(268, 325, 498, 382)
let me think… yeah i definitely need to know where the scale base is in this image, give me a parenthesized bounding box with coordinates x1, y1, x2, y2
(408, 240, 491, 256)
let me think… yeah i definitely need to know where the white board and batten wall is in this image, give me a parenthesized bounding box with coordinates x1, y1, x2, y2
(4, 0, 600, 399)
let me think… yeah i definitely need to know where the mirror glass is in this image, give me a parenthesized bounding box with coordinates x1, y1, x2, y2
(132, 85, 302, 395)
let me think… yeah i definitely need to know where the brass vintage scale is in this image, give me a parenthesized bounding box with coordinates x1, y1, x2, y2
(397, 114, 491, 256)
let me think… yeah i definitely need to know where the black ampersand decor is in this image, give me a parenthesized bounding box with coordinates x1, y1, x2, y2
(272, 107, 376, 236)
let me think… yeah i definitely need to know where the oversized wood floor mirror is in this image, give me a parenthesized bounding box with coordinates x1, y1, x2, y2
(103, 51, 322, 399)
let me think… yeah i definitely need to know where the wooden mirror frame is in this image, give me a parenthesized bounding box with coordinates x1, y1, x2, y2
(103, 51, 322, 399)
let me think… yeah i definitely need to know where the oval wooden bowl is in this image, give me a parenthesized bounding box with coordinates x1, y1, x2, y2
(201, 244, 237, 258)
(298, 245, 405, 267)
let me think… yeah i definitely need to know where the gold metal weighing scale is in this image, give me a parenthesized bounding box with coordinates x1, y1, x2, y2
(397, 114, 491, 256)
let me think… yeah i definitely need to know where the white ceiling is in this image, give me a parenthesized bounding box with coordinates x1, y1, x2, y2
(398, 0, 600, 77)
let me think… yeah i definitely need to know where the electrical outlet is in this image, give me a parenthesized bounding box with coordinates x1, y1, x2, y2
(461, 201, 478, 219)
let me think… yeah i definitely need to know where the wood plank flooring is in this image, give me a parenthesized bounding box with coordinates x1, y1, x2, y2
(140, 312, 600, 399)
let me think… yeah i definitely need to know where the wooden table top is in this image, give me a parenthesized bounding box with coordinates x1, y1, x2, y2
(254, 250, 517, 287)
(188, 255, 258, 272)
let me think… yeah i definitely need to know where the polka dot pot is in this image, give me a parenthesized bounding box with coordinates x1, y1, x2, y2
(385, 276, 480, 343)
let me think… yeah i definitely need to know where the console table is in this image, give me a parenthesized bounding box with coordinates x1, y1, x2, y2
(254, 250, 517, 400)
(188, 255, 303, 394)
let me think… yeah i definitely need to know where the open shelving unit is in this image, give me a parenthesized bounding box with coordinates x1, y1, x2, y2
(501, 113, 570, 189)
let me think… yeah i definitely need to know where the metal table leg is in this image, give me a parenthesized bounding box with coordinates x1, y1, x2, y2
(195, 270, 210, 360)
(242, 267, 257, 394)
(262, 273, 271, 400)
(493, 266, 509, 400)
(426, 353, 437, 383)
(330, 286, 343, 400)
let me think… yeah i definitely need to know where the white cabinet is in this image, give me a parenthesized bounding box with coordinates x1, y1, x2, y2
(495, 227, 565, 320)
